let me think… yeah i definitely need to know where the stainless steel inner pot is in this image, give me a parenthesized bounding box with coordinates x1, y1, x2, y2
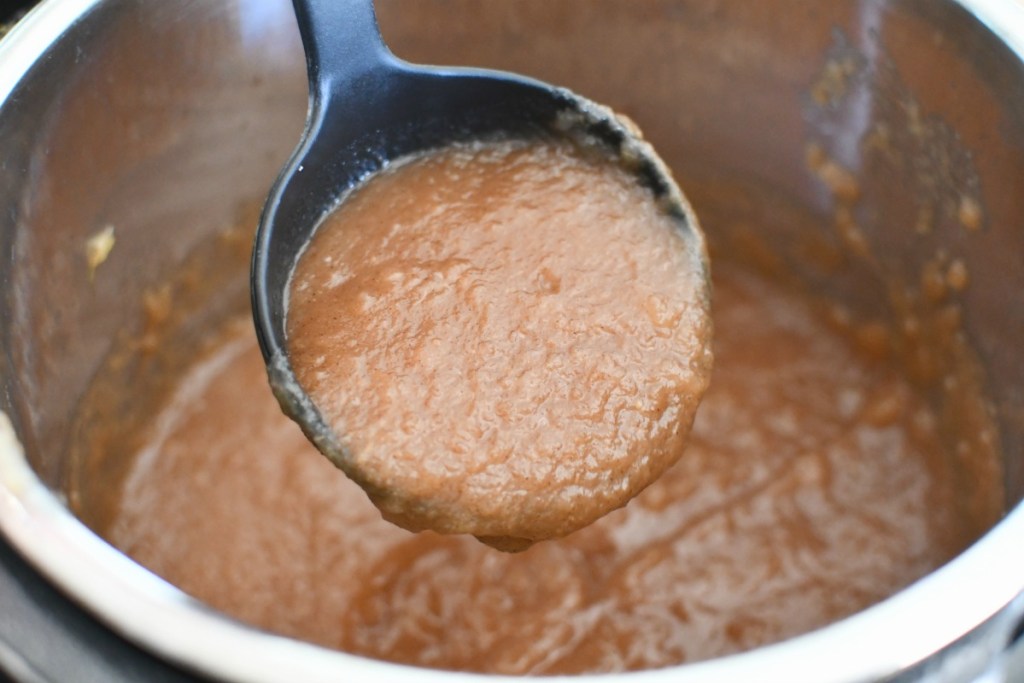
(1, 0, 1023, 681)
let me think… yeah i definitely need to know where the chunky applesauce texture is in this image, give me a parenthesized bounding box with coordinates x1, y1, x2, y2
(286, 138, 713, 550)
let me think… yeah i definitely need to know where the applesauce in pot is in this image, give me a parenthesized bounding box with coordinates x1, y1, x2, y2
(69, 173, 1003, 673)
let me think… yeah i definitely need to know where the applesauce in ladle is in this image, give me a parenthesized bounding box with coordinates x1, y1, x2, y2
(285, 137, 712, 550)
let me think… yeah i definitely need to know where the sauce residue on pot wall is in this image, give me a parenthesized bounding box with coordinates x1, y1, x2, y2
(68, 176, 1003, 672)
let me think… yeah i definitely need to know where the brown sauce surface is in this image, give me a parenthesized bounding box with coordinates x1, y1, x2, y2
(80, 256, 985, 674)
(286, 139, 711, 547)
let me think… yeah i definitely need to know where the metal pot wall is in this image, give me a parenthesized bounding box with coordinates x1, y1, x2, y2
(0, 0, 1023, 681)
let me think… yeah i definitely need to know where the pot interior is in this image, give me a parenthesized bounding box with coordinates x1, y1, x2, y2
(1, 0, 1023, 680)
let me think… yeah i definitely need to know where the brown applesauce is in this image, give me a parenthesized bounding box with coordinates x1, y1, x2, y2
(285, 138, 712, 549)
(70, 240, 1001, 674)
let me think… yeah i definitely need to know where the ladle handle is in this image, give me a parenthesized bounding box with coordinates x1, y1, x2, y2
(292, 0, 393, 101)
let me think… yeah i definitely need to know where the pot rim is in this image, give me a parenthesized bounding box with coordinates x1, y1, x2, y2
(1, 1, 1023, 681)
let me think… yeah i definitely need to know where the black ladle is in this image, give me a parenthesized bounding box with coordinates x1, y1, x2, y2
(252, 0, 706, 474)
